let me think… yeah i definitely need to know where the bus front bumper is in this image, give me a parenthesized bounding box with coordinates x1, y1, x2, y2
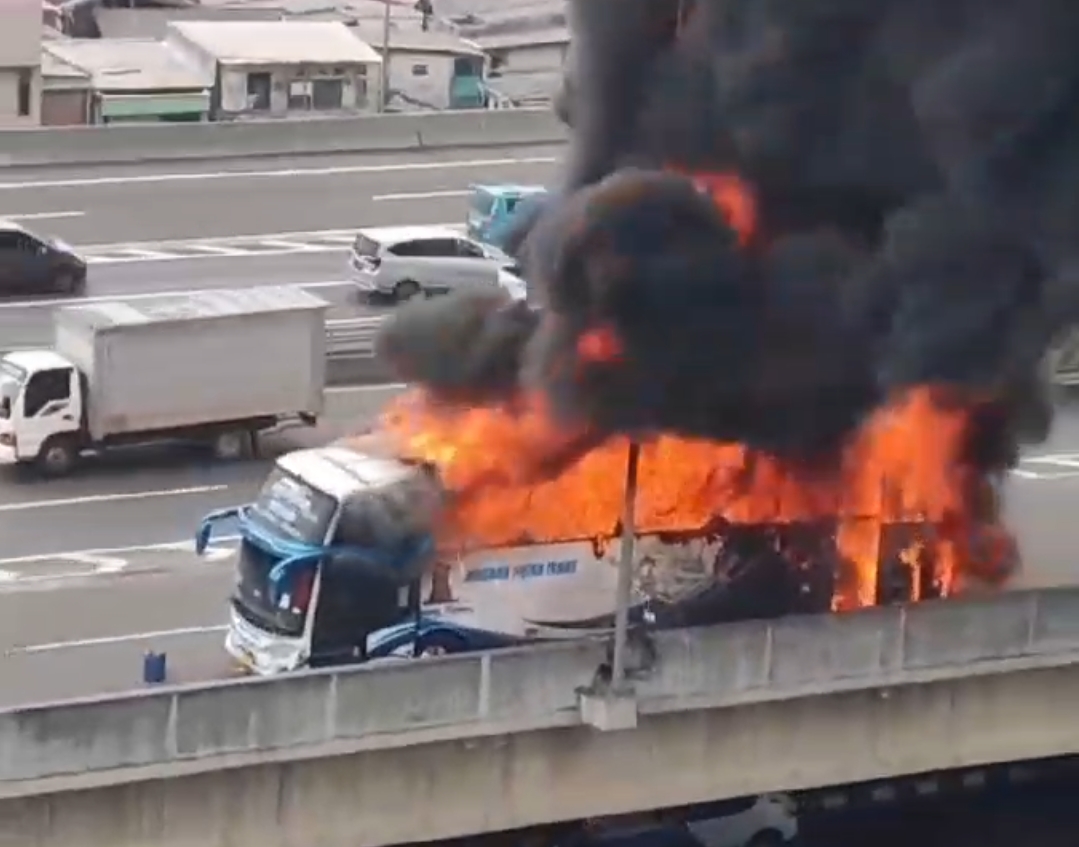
(225, 604, 308, 676)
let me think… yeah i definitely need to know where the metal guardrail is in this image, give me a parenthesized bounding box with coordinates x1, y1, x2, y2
(0, 108, 567, 168)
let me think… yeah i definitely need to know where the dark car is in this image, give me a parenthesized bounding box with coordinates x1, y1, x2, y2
(0, 222, 87, 296)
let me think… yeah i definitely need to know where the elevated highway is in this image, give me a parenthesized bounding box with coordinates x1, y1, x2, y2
(3, 588, 1079, 846)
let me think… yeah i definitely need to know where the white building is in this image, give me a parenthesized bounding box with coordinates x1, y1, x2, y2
(0, 0, 43, 126)
(352, 25, 485, 110)
(474, 26, 568, 108)
(43, 38, 213, 124)
(165, 19, 383, 119)
(39, 46, 91, 126)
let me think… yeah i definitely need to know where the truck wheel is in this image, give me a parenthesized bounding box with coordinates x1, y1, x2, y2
(36, 436, 78, 477)
(393, 280, 421, 302)
(211, 430, 250, 461)
(53, 271, 85, 296)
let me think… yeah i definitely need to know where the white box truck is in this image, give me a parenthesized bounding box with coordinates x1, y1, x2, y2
(0, 286, 328, 476)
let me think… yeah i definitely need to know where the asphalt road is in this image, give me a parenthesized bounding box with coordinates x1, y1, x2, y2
(1, 146, 562, 243)
(0, 382, 1077, 707)
(0, 144, 562, 347)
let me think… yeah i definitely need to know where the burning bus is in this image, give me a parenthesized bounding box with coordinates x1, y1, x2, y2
(196, 395, 1017, 675)
(196, 443, 830, 675)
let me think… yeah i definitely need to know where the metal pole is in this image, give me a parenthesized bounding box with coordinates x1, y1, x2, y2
(379, 0, 391, 112)
(610, 440, 640, 688)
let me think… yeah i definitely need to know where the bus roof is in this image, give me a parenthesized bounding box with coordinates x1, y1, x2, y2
(278, 446, 417, 502)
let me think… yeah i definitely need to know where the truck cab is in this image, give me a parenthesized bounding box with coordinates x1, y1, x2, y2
(0, 350, 85, 474)
(466, 184, 547, 248)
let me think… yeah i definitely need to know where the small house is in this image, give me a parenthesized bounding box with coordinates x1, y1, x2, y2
(40, 46, 91, 126)
(42, 38, 213, 124)
(166, 19, 383, 119)
(352, 25, 485, 110)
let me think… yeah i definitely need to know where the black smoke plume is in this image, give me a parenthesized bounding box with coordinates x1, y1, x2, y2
(378, 0, 1079, 472)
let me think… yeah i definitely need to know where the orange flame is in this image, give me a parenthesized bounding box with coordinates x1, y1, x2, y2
(672, 167, 758, 244)
(377, 385, 1014, 609)
(366, 168, 1017, 610)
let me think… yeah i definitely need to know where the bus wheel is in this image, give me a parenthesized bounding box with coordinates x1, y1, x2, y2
(416, 631, 466, 657)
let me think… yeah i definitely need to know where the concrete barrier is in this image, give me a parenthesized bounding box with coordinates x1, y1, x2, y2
(0, 109, 567, 168)
(3, 587, 1079, 801)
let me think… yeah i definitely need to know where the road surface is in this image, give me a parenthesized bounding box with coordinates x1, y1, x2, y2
(0, 145, 561, 347)
(0, 381, 1077, 707)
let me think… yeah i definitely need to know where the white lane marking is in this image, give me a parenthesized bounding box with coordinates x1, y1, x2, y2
(9, 625, 228, 654)
(0, 278, 352, 310)
(83, 245, 338, 265)
(0, 535, 240, 567)
(256, 239, 323, 252)
(114, 248, 176, 260)
(0, 536, 240, 592)
(74, 226, 373, 250)
(0, 484, 229, 512)
(0, 155, 560, 190)
(373, 189, 471, 202)
(6, 210, 85, 221)
(71, 224, 460, 266)
(175, 244, 241, 256)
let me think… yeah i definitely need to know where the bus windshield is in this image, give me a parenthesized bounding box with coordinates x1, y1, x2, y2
(246, 467, 338, 546)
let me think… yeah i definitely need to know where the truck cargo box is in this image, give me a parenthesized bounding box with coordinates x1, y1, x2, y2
(54, 287, 328, 440)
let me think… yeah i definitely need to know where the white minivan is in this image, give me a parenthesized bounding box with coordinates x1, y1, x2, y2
(348, 225, 524, 303)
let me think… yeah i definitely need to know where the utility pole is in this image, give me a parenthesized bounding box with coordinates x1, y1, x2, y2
(610, 440, 640, 687)
(578, 440, 643, 731)
(379, 0, 391, 111)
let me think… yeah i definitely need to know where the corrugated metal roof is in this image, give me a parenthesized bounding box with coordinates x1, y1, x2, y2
(168, 19, 383, 64)
(40, 46, 91, 80)
(60, 287, 328, 331)
(351, 22, 483, 55)
(94, 7, 282, 40)
(43, 38, 214, 91)
(475, 25, 568, 50)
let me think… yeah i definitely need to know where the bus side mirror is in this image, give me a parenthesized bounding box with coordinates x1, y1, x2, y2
(195, 522, 213, 555)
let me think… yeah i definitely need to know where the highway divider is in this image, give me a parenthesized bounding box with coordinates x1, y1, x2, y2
(3, 588, 1079, 800)
(0, 109, 567, 168)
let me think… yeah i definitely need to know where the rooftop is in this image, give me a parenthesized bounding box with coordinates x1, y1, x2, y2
(95, 6, 283, 40)
(59, 286, 328, 331)
(435, 0, 562, 19)
(195, 0, 425, 25)
(43, 38, 213, 91)
(40, 46, 91, 80)
(351, 23, 483, 55)
(475, 25, 568, 51)
(168, 18, 383, 63)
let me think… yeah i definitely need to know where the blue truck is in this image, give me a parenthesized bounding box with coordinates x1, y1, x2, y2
(466, 183, 548, 248)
